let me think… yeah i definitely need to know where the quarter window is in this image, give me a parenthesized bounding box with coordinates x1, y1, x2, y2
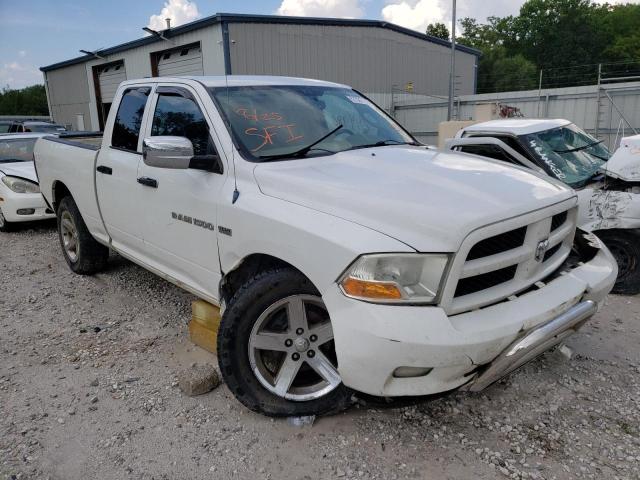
(151, 93, 215, 156)
(111, 87, 151, 152)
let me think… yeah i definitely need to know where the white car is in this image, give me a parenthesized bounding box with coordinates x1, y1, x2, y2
(34, 76, 617, 416)
(0, 133, 56, 231)
(447, 119, 640, 294)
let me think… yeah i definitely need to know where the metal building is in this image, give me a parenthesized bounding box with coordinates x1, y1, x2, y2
(40, 13, 480, 131)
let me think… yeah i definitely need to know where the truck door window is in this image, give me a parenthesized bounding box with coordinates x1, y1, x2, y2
(111, 87, 151, 152)
(151, 93, 215, 157)
(460, 144, 518, 164)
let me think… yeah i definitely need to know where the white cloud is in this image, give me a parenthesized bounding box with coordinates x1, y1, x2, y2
(0, 61, 42, 89)
(381, 0, 445, 33)
(276, 0, 364, 18)
(18, 50, 27, 58)
(147, 0, 200, 31)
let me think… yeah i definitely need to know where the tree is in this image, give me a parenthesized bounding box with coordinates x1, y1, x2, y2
(510, 0, 607, 71)
(426, 22, 449, 40)
(0, 85, 49, 116)
(456, 1, 640, 93)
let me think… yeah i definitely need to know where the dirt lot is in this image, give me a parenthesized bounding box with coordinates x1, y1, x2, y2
(1, 222, 639, 480)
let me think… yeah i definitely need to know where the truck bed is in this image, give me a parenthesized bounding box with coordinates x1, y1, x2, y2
(34, 134, 106, 241)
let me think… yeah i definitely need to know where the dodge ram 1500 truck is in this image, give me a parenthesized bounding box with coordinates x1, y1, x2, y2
(448, 119, 640, 294)
(35, 77, 617, 416)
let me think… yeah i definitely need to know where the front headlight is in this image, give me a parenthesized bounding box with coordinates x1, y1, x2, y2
(339, 253, 450, 304)
(1, 176, 40, 194)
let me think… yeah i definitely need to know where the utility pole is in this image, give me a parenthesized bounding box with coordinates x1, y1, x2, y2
(447, 0, 457, 121)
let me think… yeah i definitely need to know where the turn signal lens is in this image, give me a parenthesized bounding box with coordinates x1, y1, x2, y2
(341, 277, 403, 300)
(339, 253, 450, 304)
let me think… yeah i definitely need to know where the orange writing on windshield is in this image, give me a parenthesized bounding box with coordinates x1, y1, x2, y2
(235, 108, 283, 122)
(245, 124, 304, 152)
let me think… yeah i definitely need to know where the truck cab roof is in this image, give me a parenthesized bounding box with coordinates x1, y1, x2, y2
(462, 119, 572, 136)
(121, 75, 349, 89)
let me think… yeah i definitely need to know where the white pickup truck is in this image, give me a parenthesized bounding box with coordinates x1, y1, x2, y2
(448, 119, 640, 294)
(35, 76, 617, 417)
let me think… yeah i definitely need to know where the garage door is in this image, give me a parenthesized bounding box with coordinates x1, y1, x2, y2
(98, 62, 126, 103)
(157, 45, 203, 77)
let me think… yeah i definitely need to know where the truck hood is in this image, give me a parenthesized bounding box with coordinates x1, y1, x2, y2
(602, 134, 640, 182)
(0, 161, 37, 183)
(253, 146, 574, 252)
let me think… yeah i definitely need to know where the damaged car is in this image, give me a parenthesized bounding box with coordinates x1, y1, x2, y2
(448, 119, 640, 294)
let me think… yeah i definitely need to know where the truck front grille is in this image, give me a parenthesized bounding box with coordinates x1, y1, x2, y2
(440, 202, 578, 315)
(551, 211, 568, 232)
(454, 265, 517, 297)
(467, 227, 527, 260)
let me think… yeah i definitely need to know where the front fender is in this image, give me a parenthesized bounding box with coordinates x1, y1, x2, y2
(216, 189, 413, 296)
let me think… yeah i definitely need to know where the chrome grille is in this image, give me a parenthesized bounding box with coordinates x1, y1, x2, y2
(440, 200, 578, 315)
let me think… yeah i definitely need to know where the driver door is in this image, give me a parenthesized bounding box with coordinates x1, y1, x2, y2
(136, 85, 227, 300)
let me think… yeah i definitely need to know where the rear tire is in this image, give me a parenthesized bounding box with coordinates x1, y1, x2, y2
(217, 268, 353, 417)
(597, 230, 640, 295)
(57, 196, 109, 275)
(0, 208, 13, 232)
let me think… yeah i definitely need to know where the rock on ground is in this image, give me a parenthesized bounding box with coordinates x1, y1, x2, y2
(178, 364, 220, 396)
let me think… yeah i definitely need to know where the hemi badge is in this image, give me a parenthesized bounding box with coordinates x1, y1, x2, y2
(218, 226, 232, 236)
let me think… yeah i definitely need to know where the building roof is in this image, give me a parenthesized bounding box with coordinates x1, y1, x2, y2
(41, 12, 481, 72)
(463, 119, 573, 136)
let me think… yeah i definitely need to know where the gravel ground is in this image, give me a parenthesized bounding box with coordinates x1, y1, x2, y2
(1, 222, 639, 480)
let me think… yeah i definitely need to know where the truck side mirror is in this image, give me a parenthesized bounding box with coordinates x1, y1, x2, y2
(142, 136, 193, 169)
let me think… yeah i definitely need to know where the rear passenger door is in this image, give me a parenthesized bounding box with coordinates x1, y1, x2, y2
(136, 85, 226, 300)
(96, 86, 153, 257)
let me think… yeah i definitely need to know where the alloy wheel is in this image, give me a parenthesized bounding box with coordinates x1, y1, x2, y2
(60, 210, 79, 262)
(248, 294, 341, 401)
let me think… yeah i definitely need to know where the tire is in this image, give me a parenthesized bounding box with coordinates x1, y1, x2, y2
(0, 207, 13, 232)
(217, 268, 353, 417)
(57, 196, 109, 275)
(597, 230, 640, 295)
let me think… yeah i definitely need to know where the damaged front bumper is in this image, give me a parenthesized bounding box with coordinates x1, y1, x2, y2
(324, 232, 617, 397)
(461, 299, 596, 391)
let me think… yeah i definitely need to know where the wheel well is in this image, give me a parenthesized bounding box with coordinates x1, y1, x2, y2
(52, 181, 72, 212)
(219, 254, 305, 306)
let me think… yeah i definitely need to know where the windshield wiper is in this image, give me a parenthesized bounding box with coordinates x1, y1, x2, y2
(257, 124, 343, 161)
(342, 139, 420, 152)
(553, 140, 603, 154)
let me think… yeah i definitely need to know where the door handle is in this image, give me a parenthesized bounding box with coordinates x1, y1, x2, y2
(96, 165, 112, 175)
(137, 177, 158, 188)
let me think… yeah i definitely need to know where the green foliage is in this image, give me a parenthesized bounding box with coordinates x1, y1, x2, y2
(457, 0, 640, 93)
(0, 84, 49, 116)
(426, 22, 450, 40)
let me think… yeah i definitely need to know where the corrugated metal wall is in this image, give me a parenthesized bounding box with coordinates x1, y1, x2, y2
(43, 63, 92, 130)
(228, 23, 476, 98)
(393, 82, 640, 149)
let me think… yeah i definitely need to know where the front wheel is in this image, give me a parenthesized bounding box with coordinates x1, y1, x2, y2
(217, 268, 352, 416)
(597, 230, 640, 295)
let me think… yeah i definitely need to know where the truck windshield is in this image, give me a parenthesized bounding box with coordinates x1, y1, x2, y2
(519, 124, 611, 187)
(209, 85, 416, 161)
(0, 138, 37, 163)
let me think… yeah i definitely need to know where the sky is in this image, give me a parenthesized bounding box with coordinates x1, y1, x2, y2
(0, 0, 638, 89)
